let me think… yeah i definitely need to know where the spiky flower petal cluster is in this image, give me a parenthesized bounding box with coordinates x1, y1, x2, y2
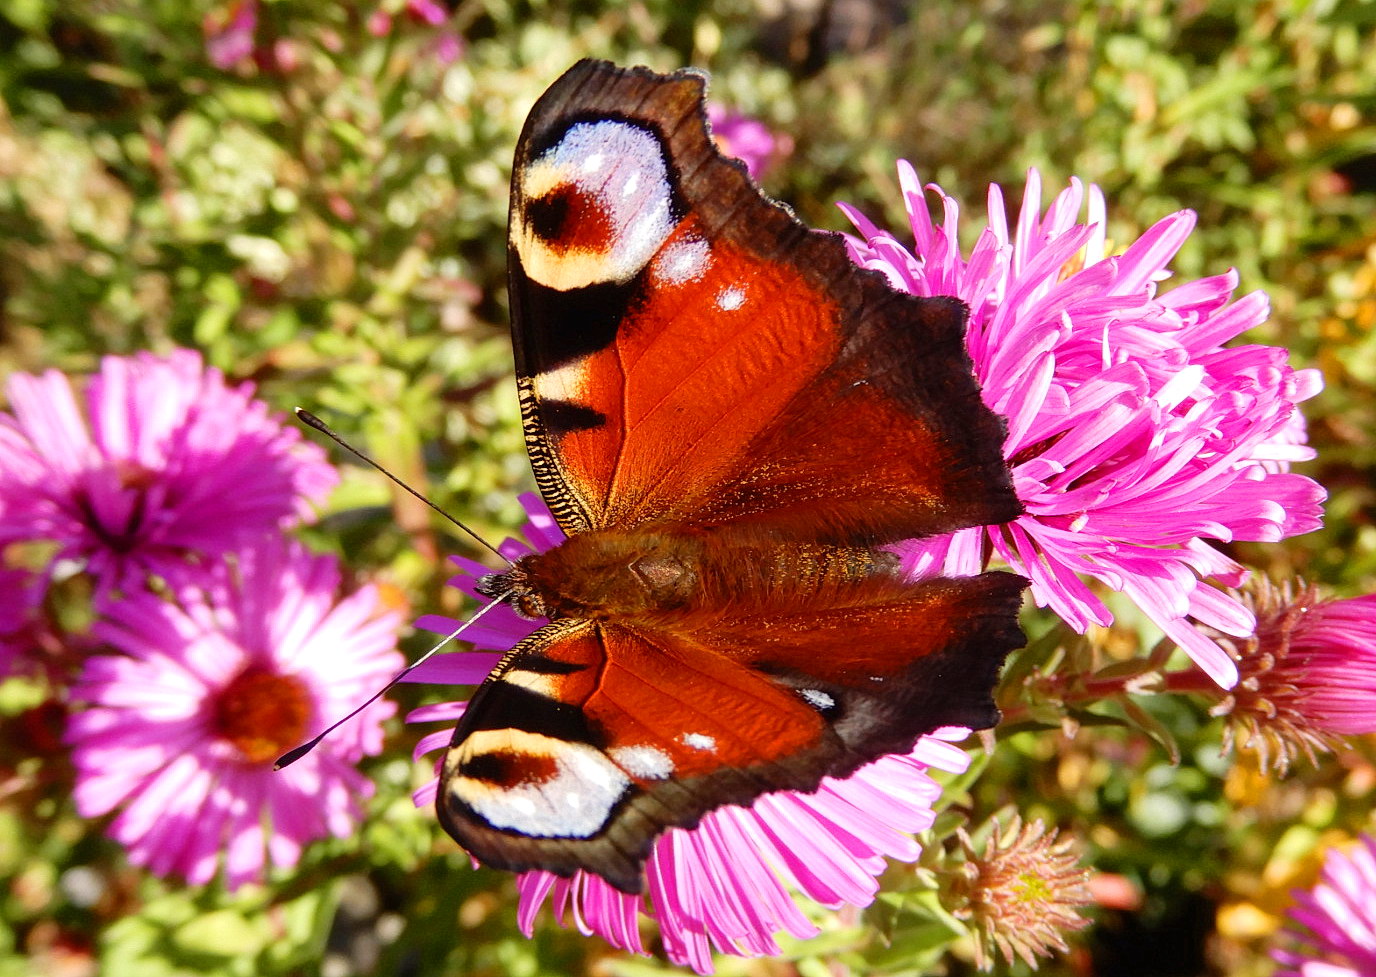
(842, 165, 1326, 688)
(951, 816, 1092, 971)
(1209, 579, 1376, 774)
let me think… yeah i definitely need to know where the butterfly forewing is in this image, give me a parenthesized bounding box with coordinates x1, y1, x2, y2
(506, 60, 1019, 543)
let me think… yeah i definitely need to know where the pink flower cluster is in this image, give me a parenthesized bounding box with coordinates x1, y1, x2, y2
(0, 350, 335, 593)
(843, 164, 1325, 687)
(206, 0, 464, 73)
(707, 104, 790, 181)
(368, 1, 466, 67)
(1, 349, 402, 889)
(1274, 833, 1376, 977)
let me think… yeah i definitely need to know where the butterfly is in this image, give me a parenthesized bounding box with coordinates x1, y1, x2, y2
(436, 59, 1026, 894)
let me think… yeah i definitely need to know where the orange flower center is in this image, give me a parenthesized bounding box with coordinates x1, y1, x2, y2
(212, 666, 311, 765)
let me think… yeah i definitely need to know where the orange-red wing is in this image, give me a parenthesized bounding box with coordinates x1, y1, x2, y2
(436, 571, 1024, 893)
(507, 60, 1019, 544)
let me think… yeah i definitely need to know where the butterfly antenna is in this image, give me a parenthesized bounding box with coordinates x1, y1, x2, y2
(295, 408, 510, 566)
(275, 590, 514, 770)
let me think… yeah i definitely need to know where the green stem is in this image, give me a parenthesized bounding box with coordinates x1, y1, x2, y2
(1160, 668, 1226, 695)
(1000, 666, 1225, 726)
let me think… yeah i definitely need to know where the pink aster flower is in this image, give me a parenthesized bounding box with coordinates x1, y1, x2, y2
(65, 538, 403, 888)
(0, 350, 337, 593)
(432, 30, 464, 66)
(1273, 833, 1376, 977)
(1208, 580, 1376, 773)
(407, 494, 973, 974)
(203, 0, 258, 70)
(841, 165, 1326, 688)
(1283, 591, 1376, 734)
(405, 0, 447, 25)
(365, 3, 463, 64)
(707, 105, 790, 181)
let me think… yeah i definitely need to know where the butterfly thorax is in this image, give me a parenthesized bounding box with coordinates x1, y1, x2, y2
(478, 525, 900, 625)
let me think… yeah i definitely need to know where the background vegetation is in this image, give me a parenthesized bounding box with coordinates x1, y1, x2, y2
(1, 1, 1373, 975)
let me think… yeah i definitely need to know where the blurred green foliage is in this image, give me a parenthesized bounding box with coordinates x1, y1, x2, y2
(1, 1, 1374, 975)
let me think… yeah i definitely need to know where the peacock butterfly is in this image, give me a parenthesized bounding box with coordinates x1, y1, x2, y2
(437, 59, 1026, 894)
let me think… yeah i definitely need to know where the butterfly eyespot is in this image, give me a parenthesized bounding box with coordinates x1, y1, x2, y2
(458, 748, 548, 785)
(525, 185, 612, 255)
(513, 119, 678, 290)
(447, 730, 631, 839)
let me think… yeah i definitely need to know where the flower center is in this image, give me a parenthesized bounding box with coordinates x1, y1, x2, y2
(114, 459, 159, 492)
(211, 666, 312, 764)
(74, 461, 166, 555)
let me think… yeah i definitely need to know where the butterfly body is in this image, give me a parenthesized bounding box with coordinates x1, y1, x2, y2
(480, 525, 896, 623)
(438, 59, 1027, 894)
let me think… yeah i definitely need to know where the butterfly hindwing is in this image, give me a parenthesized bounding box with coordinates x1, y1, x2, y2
(507, 59, 1018, 543)
(439, 569, 1025, 892)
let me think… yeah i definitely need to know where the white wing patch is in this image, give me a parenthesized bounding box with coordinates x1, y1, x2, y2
(650, 233, 711, 286)
(716, 285, 746, 310)
(444, 729, 630, 839)
(609, 744, 674, 780)
(497, 669, 561, 698)
(531, 357, 588, 404)
(681, 732, 717, 751)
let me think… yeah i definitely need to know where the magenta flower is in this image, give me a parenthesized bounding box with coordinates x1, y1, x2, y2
(0, 350, 337, 593)
(1209, 581, 1376, 772)
(1273, 833, 1376, 977)
(432, 30, 464, 66)
(1284, 592, 1376, 734)
(366, 2, 463, 64)
(65, 538, 403, 889)
(407, 494, 974, 973)
(707, 105, 790, 181)
(405, 0, 447, 25)
(0, 568, 39, 677)
(841, 165, 1326, 688)
(203, 0, 258, 70)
